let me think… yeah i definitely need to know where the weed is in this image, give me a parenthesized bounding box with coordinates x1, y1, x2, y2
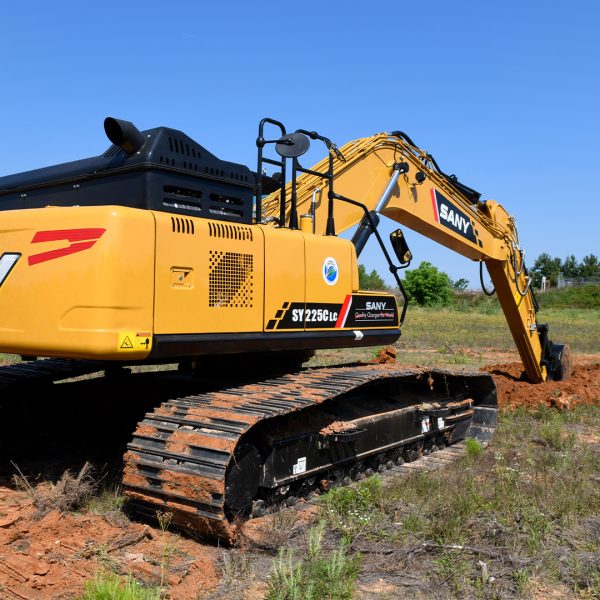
(13, 462, 96, 517)
(218, 549, 252, 587)
(512, 567, 529, 595)
(267, 523, 360, 600)
(156, 510, 173, 532)
(270, 506, 297, 534)
(432, 551, 470, 596)
(155, 510, 175, 590)
(320, 476, 384, 540)
(465, 437, 484, 458)
(77, 572, 161, 600)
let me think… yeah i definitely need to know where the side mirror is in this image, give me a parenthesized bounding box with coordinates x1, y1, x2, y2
(390, 229, 412, 267)
(275, 132, 310, 158)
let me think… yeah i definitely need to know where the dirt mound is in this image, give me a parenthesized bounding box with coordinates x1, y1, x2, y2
(372, 346, 397, 364)
(485, 359, 600, 410)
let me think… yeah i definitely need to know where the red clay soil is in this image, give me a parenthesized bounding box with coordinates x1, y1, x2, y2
(0, 488, 220, 599)
(486, 359, 600, 410)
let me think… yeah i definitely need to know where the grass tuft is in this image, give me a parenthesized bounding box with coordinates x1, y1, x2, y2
(320, 476, 384, 540)
(77, 572, 161, 600)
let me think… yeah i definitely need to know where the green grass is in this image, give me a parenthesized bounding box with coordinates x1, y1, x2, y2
(400, 305, 600, 353)
(85, 488, 127, 516)
(77, 573, 161, 600)
(308, 303, 600, 370)
(320, 477, 385, 541)
(316, 406, 600, 597)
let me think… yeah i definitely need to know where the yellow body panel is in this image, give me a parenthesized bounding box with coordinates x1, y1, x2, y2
(0, 206, 154, 359)
(262, 227, 305, 331)
(0, 204, 398, 360)
(154, 214, 265, 334)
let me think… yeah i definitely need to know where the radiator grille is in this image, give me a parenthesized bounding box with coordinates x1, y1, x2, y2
(209, 251, 253, 308)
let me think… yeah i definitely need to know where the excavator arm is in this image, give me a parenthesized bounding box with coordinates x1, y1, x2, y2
(261, 130, 571, 383)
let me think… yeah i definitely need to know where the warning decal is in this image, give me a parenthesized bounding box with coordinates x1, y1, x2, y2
(118, 332, 152, 352)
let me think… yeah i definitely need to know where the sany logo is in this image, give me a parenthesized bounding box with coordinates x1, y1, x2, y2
(430, 189, 477, 244)
(365, 301, 386, 310)
(438, 203, 470, 235)
(28, 228, 106, 266)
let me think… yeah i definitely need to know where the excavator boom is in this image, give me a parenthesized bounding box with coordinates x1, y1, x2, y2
(262, 131, 571, 383)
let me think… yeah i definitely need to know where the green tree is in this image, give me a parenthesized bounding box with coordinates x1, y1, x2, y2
(530, 253, 562, 287)
(358, 264, 386, 290)
(579, 254, 600, 278)
(402, 261, 452, 306)
(452, 277, 469, 291)
(561, 255, 580, 278)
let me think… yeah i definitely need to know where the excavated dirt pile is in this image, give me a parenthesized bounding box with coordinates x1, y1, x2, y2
(486, 360, 600, 410)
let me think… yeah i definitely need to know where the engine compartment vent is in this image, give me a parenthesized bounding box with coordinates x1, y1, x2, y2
(171, 216, 195, 234)
(209, 251, 253, 308)
(208, 222, 253, 241)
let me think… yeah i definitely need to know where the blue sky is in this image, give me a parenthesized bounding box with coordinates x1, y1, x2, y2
(1, 1, 598, 287)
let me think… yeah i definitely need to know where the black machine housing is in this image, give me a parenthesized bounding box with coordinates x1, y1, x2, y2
(0, 118, 276, 224)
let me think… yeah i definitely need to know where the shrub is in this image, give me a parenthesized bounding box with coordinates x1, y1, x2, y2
(537, 285, 600, 309)
(402, 261, 452, 306)
(465, 437, 483, 458)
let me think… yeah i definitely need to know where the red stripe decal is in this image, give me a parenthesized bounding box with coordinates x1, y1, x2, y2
(335, 295, 352, 328)
(431, 188, 439, 222)
(28, 228, 106, 266)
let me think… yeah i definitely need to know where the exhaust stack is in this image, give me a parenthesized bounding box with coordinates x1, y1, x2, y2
(104, 117, 146, 156)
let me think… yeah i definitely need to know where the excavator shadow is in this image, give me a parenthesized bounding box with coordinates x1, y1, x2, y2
(0, 370, 211, 489)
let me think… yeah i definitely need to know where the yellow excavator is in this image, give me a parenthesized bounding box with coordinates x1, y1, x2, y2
(0, 117, 571, 540)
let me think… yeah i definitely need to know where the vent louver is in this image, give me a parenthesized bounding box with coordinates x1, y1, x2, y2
(170, 216, 195, 234)
(208, 222, 253, 241)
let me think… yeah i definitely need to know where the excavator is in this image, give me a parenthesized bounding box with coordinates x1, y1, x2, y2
(0, 116, 571, 541)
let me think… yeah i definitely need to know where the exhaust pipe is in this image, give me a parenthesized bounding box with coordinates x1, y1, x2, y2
(104, 117, 146, 156)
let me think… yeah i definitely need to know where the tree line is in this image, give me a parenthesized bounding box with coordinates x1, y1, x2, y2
(530, 253, 600, 287)
(359, 252, 600, 307)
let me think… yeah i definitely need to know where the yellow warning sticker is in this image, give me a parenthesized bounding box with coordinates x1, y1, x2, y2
(118, 332, 152, 352)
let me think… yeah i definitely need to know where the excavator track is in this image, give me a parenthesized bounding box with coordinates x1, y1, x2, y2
(123, 364, 497, 542)
(0, 358, 107, 392)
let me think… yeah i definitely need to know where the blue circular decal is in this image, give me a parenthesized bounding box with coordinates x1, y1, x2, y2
(322, 256, 339, 286)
